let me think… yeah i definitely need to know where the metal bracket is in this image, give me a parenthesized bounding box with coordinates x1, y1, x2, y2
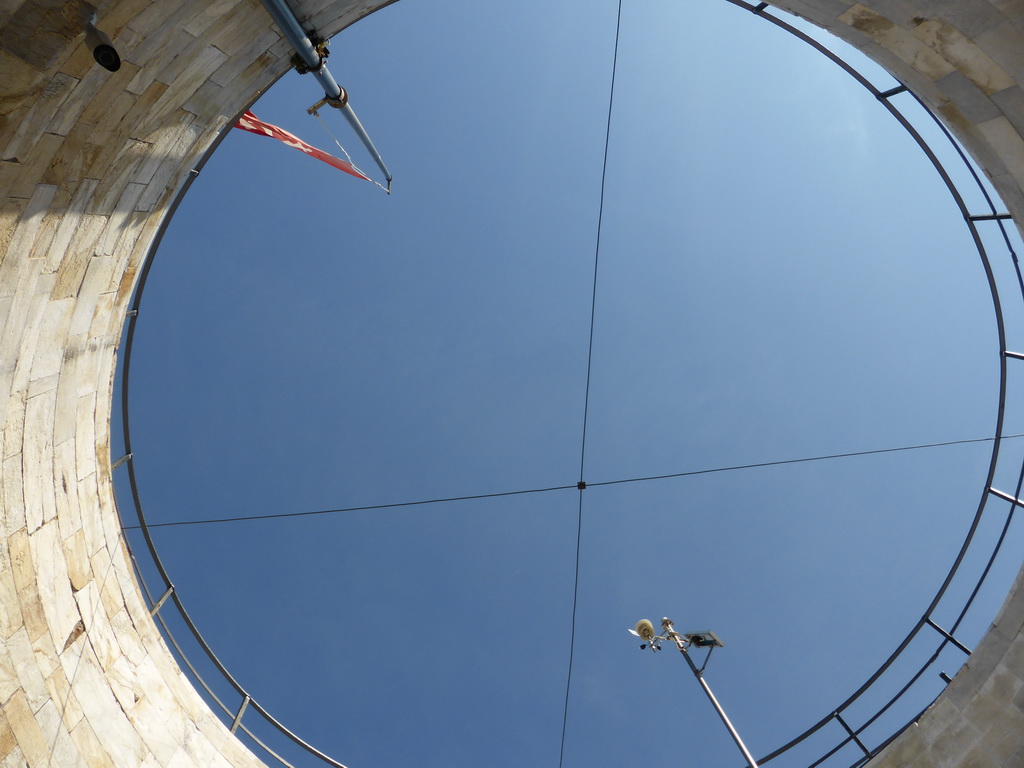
(924, 617, 972, 655)
(877, 84, 908, 100)
(833, 711, 871, 757)
(231, 695, 251, 734)
(307, 86, 348, 115)
(150, 585, 174, 616)
(968, 213, 1013, 222)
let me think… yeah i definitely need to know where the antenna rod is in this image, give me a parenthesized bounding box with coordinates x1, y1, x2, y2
(661, 619, 759, 768)
(258, 0, 393, 185)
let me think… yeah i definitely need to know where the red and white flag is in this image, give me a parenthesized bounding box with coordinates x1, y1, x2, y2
(234, 110, 369, 182)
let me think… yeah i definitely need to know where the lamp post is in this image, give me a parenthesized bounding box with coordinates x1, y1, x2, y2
(630, 617, 759, 768)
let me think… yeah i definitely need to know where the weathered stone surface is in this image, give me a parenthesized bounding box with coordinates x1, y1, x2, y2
(4, 1, 1024, 767)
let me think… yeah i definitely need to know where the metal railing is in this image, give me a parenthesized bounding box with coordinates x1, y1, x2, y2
(110, 3, 1024, 767)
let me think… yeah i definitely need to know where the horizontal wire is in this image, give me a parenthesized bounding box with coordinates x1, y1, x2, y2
(588, 434, 1024, 488)
(122, 433, 1024, 530)
(122, 483, 577, 530)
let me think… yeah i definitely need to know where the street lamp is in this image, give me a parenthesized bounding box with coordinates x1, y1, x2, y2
(629, 617, 759, 768)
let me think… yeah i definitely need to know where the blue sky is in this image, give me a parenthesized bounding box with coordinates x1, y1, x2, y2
(115, 1, 1024, 767)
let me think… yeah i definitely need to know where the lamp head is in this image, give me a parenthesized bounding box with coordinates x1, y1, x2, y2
(84, 14, 121, 72)
(633, 619, 656, 642)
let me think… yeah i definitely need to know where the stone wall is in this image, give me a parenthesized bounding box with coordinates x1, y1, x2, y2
(1, 0, 1024, 766)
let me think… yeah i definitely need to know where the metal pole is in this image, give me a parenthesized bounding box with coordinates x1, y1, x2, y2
(663, 621, 760, 768)
(257, 0, 393, 184)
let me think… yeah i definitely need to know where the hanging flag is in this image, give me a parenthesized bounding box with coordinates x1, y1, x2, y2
(234, 110, 370, 182)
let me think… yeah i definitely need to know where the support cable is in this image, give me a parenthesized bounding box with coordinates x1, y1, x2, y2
(561, 1, 622, 766)
(122, 433, 1021, 530)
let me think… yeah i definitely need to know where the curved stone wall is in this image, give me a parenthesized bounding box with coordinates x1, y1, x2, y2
(1, 1, 1023, 766)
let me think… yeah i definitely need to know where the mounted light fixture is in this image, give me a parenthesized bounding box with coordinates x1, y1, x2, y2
(629, 617, 758, 768)
(84, 12, 120, 72)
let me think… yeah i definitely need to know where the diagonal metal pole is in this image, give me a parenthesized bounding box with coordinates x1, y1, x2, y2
(258, 0, 393, 186)
(662, 620, 760, 768)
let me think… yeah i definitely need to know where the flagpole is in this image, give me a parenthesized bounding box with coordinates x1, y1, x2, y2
(258, 0, 393, 186)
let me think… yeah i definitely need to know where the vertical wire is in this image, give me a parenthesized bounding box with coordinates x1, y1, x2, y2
(577, 0, 624, 485)
(558, 1, 625, 766)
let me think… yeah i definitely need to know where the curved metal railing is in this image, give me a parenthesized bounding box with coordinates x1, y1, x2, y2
(110, 3, 1024, 767)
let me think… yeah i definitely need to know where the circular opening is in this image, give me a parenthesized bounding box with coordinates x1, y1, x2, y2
(119, 2, 1018, 766)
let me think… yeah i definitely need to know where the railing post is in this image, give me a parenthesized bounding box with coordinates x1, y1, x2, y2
(834, 711, 871, 757)
(231, 695, 251, 734)
(149, 585, 174, 616)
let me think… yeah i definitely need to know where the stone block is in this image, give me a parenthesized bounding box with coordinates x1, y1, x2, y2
(61, 529, 90, 594)
(22, 389, 57, 533)
(70, 649, 148, 767)
(130, 667, 187, 765)
(75, 480, 104, 567)
(0, 162, 26, 202)
(989, 564, 1024, 636)
(0, 70, 78, 159)
(29, 519, 80, 644)
(913, 0, 1007, 39)
(937, 70, 1004, 123)
(184, 79, 228, 123)
(7, 132, 64, 201)
(838, 4, 954, 82)
(0, 646, 19, 705)
(132, 113, 195, 187)
(870, 721, 929, 767)
(43, 177, 98, 273)
(965, 662, 1024, 724)
(2, 183, 56, 267)
(8, 530, 47, 644)
(986, 703, 1024, 763)
(928, 701, 985, 765)
(948, 625, 1015, 708)
(914, 694, 961, 744)
(979, 114, 1024, 182)
(87, 138, 159, 217)
(29, 619, 58, 683)
(52, 375, 79, 454)
(89, 547, 127, 620)
(0, 746, 26, 768)
(108, 610, 147, 668)
(72, 582, 120, 672)
(975, 23, 1024, 88)
(29, 298, 74, 380)
(76, 63, 143, 131)
(957, 742, 1001, 768)
(25, 373, 56, 400)
(0, 196, 29, 262)
(0, 548, 21, 641)
(1, 454, 26, 537)
(7, 628, 49, 715)
(209, 42, 280, 91)
(97, 189, 145, 257)
(69, 716, 114, 768)
(0, 712, 16, 762)
(105, 655, 140, 714)
(42, 664, 83, 732)
(125, 1, 191, 45)
(206, 5, 278, 59)
(2, 687, 49, 767)
(74, 395, 97, 483)
(36, 125, 93, 193)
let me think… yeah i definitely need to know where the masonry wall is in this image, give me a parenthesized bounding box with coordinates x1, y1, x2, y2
(1, 1, 1024, 766)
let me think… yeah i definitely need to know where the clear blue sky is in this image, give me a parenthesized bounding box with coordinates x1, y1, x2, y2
(115, 1, 1024, 766)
